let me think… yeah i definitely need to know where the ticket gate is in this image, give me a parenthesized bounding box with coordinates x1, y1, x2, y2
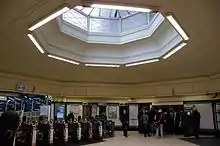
(37, 123, 50, 146)
(14, 120, 105, 146)
(54, 123, 65, 146)
(81, 122, 91, 141)
(106, 121, 115, 137)
(68, 122, 80, 143)
(16, 124, 33, 146)
(92, 121, 103, 140)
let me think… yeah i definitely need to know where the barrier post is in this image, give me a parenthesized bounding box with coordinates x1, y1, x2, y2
(99, 122, 103, 138)
(49, 123, 54, 146)
(77, 123, 82, 141)
(32, 124, 37, 146)
(89, 122, 93, 139)
(64, 123, 68, 145)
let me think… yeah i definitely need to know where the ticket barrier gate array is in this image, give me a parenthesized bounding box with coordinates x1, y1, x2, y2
(80, 120, 103, 142)
(15, 120, 104, 146)
(106, 121, 115, 137)
(15, 124, 33, 146)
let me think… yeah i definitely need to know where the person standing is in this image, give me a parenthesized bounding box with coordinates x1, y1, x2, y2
(183, 111, 191, 137)
(138, 109, 143, 134)
(149, 109, 156, 136)
(120, 109, 129, 137)
(0, 105, 20, 146)
(192, 107, 200, 139)
(174, 111, 181, 135)
(155, 109, 164, 138)
(141, 109, 149, 137)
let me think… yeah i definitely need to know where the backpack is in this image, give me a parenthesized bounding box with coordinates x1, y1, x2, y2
(142, 114, 149, 124)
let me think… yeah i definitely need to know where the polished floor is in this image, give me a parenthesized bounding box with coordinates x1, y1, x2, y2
(84, 132, 220, 146)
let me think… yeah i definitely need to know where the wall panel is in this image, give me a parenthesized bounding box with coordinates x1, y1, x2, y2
(0, 72, 220, 100)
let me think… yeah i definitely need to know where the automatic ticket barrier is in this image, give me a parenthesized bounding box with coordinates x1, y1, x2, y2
(15, 120, 104, 146)
(68, 122, 81, 143)
(16, 123, 33, 146)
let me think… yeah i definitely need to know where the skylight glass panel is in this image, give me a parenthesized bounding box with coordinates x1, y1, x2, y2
(82, 7, 93, 15)
(119, 10, 129, 18)
(149, 13, 156, 21)
(63, 9, 87, 30)
(110, 9, 117, 18)
(90, 8, 100, 17)
(100, 9, 111, 18)
(75, 6, 83, 10)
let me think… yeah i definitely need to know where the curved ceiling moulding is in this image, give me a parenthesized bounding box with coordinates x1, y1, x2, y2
(81, 0, 159, 12)
(33, 16, 184, 66)
(28, 6, 70, 31)
(26, 3, 189, 67)
(165, 13, 189, 41)
(47, 54, 80, 65)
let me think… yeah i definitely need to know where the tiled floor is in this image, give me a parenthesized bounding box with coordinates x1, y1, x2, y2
(84, 132, 203, 146)
(180, 137, 220, 146)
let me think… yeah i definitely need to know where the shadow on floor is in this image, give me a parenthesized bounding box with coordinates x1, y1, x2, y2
(180, 137, 220, 146)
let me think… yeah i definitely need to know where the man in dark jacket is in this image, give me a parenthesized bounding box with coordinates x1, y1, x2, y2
(120, 109, 129, 137)
(192, 107, 200, 139)
(138, 109, 143, 134)
(141, 109, 149, 137)
(0, 106, 20, 146)
(148, 109, 155, 135)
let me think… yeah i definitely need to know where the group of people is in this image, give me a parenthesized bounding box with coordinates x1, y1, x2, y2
(138, 108, 164, 138)
(120, 106, 201, 139)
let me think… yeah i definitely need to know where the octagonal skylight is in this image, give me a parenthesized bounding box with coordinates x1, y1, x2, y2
(58, 6, 164, 44)
(28, 4, 189, 67)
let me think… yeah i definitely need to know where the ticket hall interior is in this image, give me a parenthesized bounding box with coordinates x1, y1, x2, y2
(0, 0, 220, 146)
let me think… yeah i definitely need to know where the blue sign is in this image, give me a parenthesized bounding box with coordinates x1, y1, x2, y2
(17, 84, 25, 92)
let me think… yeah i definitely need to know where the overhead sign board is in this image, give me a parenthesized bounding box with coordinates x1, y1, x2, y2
(16, 84, 25, 92)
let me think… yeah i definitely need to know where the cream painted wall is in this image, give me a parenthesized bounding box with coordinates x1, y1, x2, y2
(0, 72, 220, 102)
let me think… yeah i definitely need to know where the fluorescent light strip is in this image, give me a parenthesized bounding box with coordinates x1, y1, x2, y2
(166, 15, 189, 40)
(27, 34, 45, 54)
(126, 59, 159, 67)
(163, 42, 187, 59)
(48, 54, 79, 65)
(91, 4, 152, 12)
(29, 7, 70, 31)
(85, 64, 120, 68)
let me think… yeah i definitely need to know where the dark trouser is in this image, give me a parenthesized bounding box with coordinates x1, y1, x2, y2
(149, 123, 154, 135)
(122, 123, 128, 137)
(194, 125, 200, 138)
(143, 124, 149, 137)
(174, 123, 181, 135)
(138, 122, 142, 134)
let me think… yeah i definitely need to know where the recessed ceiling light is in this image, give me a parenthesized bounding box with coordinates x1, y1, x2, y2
(166, 14, 189, 40)
(163, 42, 187, 59)
(27, 34, 45, 54)
(85, 63, 120, 68)
(48, 54, 79, 65)
(91, 4, 152, 12)
(126, 59, 159, 67)
(28, 7, 70, 31)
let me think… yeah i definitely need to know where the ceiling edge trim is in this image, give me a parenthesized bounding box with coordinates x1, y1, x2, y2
(0, 70, 219, 86)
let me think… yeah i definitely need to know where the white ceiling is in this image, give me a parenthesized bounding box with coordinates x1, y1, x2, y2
(35, 16, 182, 64)
(0, 0, 220, 84)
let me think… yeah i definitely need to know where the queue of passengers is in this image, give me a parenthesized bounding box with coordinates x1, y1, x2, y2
(120, 106, 201, 139)
(137, 107, 201, 138)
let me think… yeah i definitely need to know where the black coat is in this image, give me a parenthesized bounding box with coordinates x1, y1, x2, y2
(120, 114, 129, 125)
(0, 110, 20, 145)
(192, 110, 200, 128)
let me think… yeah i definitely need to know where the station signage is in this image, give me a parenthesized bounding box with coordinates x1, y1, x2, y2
(16, 84, 25, 92)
